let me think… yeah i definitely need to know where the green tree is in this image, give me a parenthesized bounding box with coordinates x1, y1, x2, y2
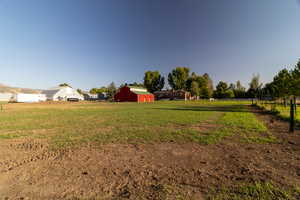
(186, 72, 208, 98)
(143, 71, 165, 93)
(59, 83, 71, 87)
(234, 80, 246, 98)
(89, 86, 107, 94)
(247, 74, 263, 98)
(272, 69, 292, 98)
(203, 73, 214, 98)
(190, 81, 200, 98)
(90, 88, 99, 94)
(168, 67, 190, 90)
(224, 89, 235, 98)
(213, 81, 229, 98)
(77, 89, 83, 95)
(107, 82, 117, 100)
(291, 59, 300, 96)
(129, 82, 144, 87)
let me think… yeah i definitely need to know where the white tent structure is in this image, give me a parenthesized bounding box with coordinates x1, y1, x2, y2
(42, 86, 84, 101)
(0, 93, 13, 101)
(12, 93, 47, 103)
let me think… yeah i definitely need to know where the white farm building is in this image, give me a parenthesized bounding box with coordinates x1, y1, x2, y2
(0, 93, 13, 101)
(12, 93, 46, 103)
(42, 86, 84, 101)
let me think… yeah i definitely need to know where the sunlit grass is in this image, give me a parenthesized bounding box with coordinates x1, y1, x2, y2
(0, 100, 274, 147)
(208, 182, 298, 200)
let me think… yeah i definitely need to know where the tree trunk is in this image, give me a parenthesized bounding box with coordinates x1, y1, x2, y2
(284, 98, 287, 107)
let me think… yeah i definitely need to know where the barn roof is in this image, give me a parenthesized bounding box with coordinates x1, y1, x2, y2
(128, 86, 146, 90)
(42, 89, 59, 98)
(131, 91, 153, 95)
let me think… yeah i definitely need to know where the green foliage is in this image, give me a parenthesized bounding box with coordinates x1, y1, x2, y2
(262, 60, 300, 100)
(203, 73, 214, 98)
(190, 81, 200, 97)
(247, 74, 263, 98)
(233, 81, 247, 98)
(128, 82, 144, 87)
(89, 87, 107, 94)
(77, 89, 83, 95)
(272, 69, 292, 98)
(106, 82, 117, 100)
(213, 81, 235, 98)
(143, 71, 165, 93)
(168, 67, 190, 90)
(208, 182, 295, 200)
(89, 83, 116, 100)
(186, 72, 209, 98)
(225, 89, 235, 98)
(59, 83, 72, 87)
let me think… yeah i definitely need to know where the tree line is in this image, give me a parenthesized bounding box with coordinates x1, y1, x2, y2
(88, 67, 215, 99)
(261, 59, 300, 105)
(87, 59, 300, 100)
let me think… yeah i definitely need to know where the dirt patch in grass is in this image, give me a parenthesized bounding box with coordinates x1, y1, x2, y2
(0, 108, 300, 199)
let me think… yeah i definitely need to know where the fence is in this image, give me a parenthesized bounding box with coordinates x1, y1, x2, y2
(254, 98, 296, 133)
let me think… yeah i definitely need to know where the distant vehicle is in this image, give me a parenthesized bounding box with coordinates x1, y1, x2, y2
(67, 98, 79, 102)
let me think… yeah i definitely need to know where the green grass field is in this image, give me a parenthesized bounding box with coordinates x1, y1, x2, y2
(257, 102, 300, 122)
(0, 100, 276, 147)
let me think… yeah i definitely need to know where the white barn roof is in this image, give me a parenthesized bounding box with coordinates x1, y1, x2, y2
(42, 86, 83, 101)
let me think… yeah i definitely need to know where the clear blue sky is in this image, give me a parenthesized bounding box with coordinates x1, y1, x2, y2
(0, 0, 299, 90)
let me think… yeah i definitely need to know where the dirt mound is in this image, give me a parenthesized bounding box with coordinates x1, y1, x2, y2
(0, 109, 300, 199)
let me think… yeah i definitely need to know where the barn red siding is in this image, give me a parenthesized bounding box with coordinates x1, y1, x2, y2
(114, 87, 137, 102)
(114, 86, 155, 103)
(137, 94, 155, 103)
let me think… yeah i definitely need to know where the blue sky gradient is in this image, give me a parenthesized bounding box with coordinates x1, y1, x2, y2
(0, 0, 299, 90)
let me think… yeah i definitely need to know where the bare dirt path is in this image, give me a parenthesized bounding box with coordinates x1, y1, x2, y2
(0, 107, 300, 199)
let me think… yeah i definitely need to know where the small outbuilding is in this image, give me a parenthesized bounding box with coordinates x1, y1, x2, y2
(82, 91, 99, 101)
(114, 86, 154, 103)
(12, 93, 46, 103)
(0, 93, 13, 102)
(42, 86, 84, 101)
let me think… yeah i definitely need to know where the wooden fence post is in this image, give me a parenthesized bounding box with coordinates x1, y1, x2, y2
(294, 96, 297, 115)
(289, 99, 295, 133)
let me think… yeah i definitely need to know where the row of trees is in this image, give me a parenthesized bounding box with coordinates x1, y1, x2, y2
(89, 82, 117, 100)
(262, 60, 300, 104)
(143, 67, 214, 98)
(212, 74, 263, 99)
(88, 67, 214, 99)
(88, 60, 300, 100)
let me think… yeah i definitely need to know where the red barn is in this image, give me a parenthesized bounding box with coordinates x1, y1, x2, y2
(114, 86, 155, 102)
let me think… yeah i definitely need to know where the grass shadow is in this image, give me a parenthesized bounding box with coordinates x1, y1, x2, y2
(152, 105, 251, 113)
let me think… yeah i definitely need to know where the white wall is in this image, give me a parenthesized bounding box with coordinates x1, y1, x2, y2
(0, 93, 13, 101)
(14, 93, 46, 103)
(53, 87, 84, 101)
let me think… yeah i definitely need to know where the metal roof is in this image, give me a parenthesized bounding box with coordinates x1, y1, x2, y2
(42, 89, 59, 98)
(131, 91, 153, 95)
(128, 86, 146, 89)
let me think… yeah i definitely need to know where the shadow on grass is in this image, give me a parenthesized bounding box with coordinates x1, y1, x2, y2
(152, 105, 251, 113)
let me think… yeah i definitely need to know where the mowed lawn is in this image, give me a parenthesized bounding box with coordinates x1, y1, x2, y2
(0, 100, 276, 147)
